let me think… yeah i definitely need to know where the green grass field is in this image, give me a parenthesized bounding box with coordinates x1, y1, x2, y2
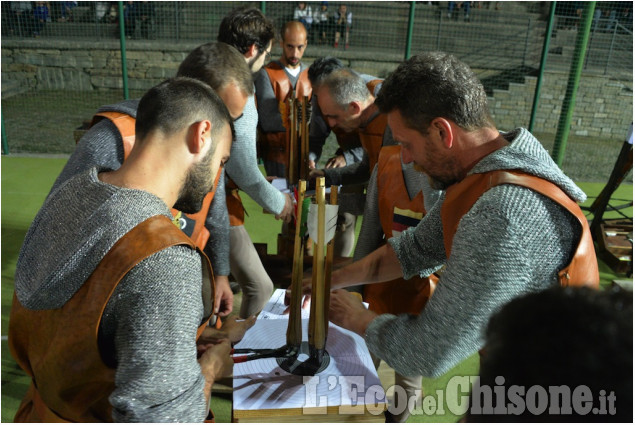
(1, 155, 631, 422)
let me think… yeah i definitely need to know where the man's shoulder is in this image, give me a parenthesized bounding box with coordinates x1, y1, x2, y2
(95, 99, 140, 118)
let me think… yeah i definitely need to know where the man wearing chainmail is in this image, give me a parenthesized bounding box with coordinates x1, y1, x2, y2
(218, 7, 296, 318)
(10, 78, 235, 422)
(319, 52, 599, 380)
(48, 41, 255, 321)
(348, 145, 443, 422)
(310, 67, 396, 256)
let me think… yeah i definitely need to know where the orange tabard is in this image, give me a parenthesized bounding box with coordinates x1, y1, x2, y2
(9, 216, 215, 422)
(364, 145, 436, 315)
(91, 111, 218, 250)
(441, 170, 600, 288)
(359, 112, 387, 173)
(260, 63, 312, 175)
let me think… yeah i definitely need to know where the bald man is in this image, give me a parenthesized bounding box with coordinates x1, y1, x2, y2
(254, 20, 312, 179)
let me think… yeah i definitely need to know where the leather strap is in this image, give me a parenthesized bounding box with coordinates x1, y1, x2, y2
(442, 170, 599, 288)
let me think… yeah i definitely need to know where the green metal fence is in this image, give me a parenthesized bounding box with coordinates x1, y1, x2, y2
(1, 1, 632, 183)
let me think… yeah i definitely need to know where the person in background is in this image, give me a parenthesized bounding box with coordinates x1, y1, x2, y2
(313, 1, 331, 44)
(310, 67, 394, 256)
(333, 3, 352, 49)
(293, 2, 313, 33)
(255, 20, 311, 179)
(33, 1, 50, 37)
(218, 7, 296, 318)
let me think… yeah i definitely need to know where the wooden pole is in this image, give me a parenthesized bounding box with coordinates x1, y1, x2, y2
(309, 177, 326, 350)
(323, 185, 338, 340)
(288, 95, 297, 184)
(286, 180, 306, 348)
(300, 96, 309, 180)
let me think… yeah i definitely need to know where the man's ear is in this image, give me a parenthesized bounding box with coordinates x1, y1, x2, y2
(432, 118, 453, 149)
(349, 101, 362, 116)
(188, 120, 213, 154)
(244, 43, 258, 60)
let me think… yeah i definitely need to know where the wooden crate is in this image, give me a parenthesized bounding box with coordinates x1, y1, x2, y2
(598, 219, 633, 275)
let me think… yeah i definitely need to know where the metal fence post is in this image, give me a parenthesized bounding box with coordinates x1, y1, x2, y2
(118, 1, 129, 100)
(1, 112, 9, 155)
(404, 1, 416, 60)
(551, 1, 596, 167)
(522, 18, 530, 67)
(436, 9, 442, 50)
(606, 24, 618, 75)
(260, 2, 266, 14)
(529, 1, 556, 132)
(175, 1, 181, 42)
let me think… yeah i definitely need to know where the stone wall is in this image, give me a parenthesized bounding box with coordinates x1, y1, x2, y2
(2, 39, 632, 139)
(491, 71, 633, 139)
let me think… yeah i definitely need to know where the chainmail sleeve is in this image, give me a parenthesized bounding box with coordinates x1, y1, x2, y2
(204, 168, 230, 276)
(104, 246, 210, 422)
(224, 95, 286, 215)
(368, 185, 579, 377)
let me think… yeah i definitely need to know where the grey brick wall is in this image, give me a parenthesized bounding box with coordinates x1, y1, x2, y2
(2, 40, 632, 140)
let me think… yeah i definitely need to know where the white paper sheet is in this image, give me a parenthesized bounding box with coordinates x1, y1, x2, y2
(233, 289, 386, 412)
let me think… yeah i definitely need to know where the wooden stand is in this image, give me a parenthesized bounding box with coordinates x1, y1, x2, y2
(233, 405, 385, 423)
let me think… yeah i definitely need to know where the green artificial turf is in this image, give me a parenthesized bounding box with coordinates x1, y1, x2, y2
(1, 156, 632, 422)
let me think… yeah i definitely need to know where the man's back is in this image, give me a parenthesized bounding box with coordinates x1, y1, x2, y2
(13, 168, 211, 421)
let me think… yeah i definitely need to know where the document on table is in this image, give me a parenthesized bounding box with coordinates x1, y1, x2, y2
(233, 289, 385, 412)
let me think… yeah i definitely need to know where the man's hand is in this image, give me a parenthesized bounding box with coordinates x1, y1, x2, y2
(325, 154, 347, 169)
(198, 315, 256, 345)
(214, 275, 233, 318)
(329, 289, 378, 336)
(221, 315, 256, 343)
(197, 339, 233, 382)
(283, 275, 313, 313)
(275, 192, 295, 223)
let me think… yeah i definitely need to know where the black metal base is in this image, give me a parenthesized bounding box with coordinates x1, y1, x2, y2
(277, 341, 330, 376)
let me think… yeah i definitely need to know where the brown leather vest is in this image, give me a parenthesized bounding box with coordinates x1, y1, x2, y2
(91, 111, 218, 249)
(364, 146, 436, 315)
(259, 63, 312, 177)
(9, 215, 215, 422)
(441, 170, 599, 288)
(359, 111, 387, 173)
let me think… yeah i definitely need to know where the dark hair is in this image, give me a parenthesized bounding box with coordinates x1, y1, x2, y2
(217, 6, 275, 55)
(176, 42, 254, 96)
(136, 77, 233, 143)
(319, 68, 369, 108)
(308, 56, 345, 86)
(375, 51, 494, 134)
(470, 286, 633, 422)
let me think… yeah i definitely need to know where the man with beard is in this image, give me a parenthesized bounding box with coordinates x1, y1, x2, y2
(302, 52, 599, 384)
(218, 7, 296, 318)
(254, 20, 311, 178)
(47, 41, 254, 323)
(9, 78, 235, 422)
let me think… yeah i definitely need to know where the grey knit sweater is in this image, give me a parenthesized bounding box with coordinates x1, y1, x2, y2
(365, 128, 585, 378)
(15, 168, 210, 422)
(50, 99, 230, 276)
(224, 94, 285, 215)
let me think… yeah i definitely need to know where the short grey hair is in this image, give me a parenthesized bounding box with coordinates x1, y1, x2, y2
(320, 68, 371, 109)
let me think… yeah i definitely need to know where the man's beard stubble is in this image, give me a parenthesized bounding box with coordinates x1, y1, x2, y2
(173, 147, 215, 214)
